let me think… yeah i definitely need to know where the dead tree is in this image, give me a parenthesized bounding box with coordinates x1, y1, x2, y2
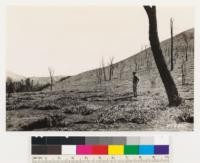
(48, 67, 54, 91)
(108, 57, 115, 81)
(144, 6, 181, 106)
(119, 62, 125, 80)
(182, 33, 190, 61)
(134, 59, 138, 72)
(6, 77, 14, 97)
(170, 18, 174, 71)
(95, 66, 102, 84)
(101, 57, 107, 81)
(163, 46, 167, 59)
(133, 55, 139, 72)
(174, 47, 178, 64)
(181, 57, 186, 85)
(163, 46, 170, 67)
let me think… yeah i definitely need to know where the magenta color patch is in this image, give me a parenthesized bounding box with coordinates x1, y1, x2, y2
(76, 145, 92, 155)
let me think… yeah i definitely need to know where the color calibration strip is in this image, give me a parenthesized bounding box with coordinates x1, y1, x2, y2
(32, 155, 169, 163)
(32, 136, 169, 155)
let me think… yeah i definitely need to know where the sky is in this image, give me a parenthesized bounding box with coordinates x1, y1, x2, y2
(7, 6, 194, 77)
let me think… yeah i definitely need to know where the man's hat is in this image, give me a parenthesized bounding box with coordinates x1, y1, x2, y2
(133, 71, 136, 75)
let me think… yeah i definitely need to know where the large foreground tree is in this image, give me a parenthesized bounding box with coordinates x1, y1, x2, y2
(170, 18, 174, 71)
(144, 6, 181, 106)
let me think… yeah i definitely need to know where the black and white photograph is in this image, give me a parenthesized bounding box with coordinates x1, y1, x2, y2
(6, 5, 194, 131)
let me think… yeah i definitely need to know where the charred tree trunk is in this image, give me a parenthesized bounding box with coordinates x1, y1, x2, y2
(101, 57, 107, 81)
(102, 67, 106, 81)
(50, 77, 53, 91)
(186, 47, 188, 61)
(48, 67, 54, 91)
(144, 6, 181, 106)
(109, 66, 113, 81)
(170, 18, 174, 71)
(108, 57, 114, 81)
(182, 33, 190, 61)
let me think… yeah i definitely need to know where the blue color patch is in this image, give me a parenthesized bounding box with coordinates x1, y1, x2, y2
(139, 145, 154, 155)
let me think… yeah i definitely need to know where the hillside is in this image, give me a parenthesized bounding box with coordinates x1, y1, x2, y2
(7, 71, 65, 85)
(6, 28, 194, 131)
(52, 28, 194, 100)
(6, 71, 26, 81)
(29, 76, 65, 85)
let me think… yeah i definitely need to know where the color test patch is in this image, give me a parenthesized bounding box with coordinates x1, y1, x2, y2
(126, 137, 140, 145)
(62, 145, 76, 155)
(108, 145, 124, 155)
(154, 145, 169, 155)
(92, 145, 108, 155)
(139, 145, 154, 155)
(124, 145, 139, 155)
(32, 145, 47, 155)
(47, 145, 61, 155)
(77, 145, 93, 155)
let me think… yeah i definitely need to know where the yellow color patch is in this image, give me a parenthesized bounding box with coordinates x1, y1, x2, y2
(108, 145, 124, 155)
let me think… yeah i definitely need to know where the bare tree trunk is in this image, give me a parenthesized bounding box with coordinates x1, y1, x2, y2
(186, 47, 188, 61)
(119, 62, 125, 80)
(144, 6, 181, 106)
(170, 18, 174, 71)
(96, 66, 102, 84)
(48, 67, 54, 91)
(182, 33, 190, 61)
(108, 57, 114, 81)
(181, 61, 186, 85)
(101, 57, 107, 81)
(50, 77, 53, 91)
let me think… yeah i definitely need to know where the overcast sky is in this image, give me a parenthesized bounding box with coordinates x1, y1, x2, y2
(7, 6, 194, 77)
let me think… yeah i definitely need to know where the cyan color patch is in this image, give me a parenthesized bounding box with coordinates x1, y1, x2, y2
(139, 145, 154, 155)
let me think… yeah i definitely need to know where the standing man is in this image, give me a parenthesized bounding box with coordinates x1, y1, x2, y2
(132, 71, 139, 97)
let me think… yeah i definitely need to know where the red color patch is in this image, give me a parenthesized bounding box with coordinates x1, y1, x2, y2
(92, 145, 108, 155)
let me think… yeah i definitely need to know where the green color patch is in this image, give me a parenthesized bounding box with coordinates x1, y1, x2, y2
(124, 145, 139, 155)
